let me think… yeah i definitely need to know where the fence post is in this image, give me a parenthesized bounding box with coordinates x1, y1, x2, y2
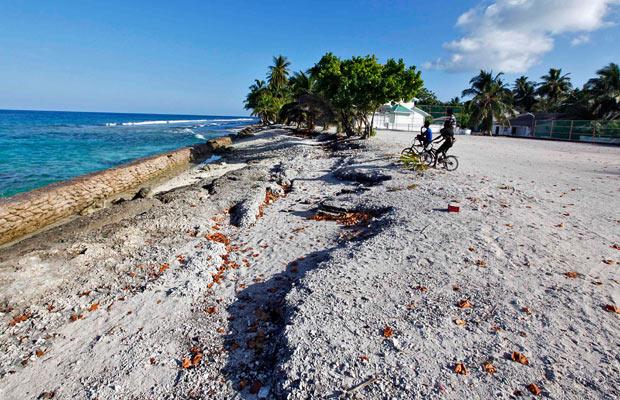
(568, 120, 574, 141)
(550, 120, 554, 138)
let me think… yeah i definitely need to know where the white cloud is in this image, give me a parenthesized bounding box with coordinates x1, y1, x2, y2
(427, 0, 620, 73)
(571, 34, 591, 46)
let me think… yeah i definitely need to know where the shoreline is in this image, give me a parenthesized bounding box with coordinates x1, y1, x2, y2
(0, 126, 261, 247)
(0, 129, 618, 399)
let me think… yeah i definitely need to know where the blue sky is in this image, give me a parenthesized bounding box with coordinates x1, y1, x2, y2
(0, 0, 618, 116)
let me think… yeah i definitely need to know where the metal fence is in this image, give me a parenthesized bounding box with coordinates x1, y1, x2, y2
(532, 120, 620, 143)
(417, 105, 464, 120)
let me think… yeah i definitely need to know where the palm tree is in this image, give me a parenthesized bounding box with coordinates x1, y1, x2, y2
(584, 62, 620, 120)
(268, 55, 291, 93)
(537, 68, 572, 111)
(289, 71, 315, 97)
(513, 76, 537, 112)
(462, 70, 514, 135)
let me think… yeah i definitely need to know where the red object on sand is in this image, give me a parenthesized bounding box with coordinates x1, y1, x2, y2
(448, 202, 460, 213)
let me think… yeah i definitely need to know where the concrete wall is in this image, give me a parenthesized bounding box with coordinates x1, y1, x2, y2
(0, 138, 232, 247)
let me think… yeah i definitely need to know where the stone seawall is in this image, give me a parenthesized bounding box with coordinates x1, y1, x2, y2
(0, 137, 233, 247)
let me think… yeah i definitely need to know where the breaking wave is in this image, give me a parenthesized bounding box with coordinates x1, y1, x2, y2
(104, 118, 254, 127)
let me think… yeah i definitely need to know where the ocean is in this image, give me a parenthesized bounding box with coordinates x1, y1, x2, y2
(0, 110, 257, 198)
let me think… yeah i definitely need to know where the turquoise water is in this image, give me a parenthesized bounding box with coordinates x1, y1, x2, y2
(0, 110, 256, 197)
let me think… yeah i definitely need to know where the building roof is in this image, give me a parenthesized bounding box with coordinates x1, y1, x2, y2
(391, 104, 413, 114)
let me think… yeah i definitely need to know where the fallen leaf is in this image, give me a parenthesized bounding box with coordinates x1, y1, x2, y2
(159, 263, 170, 273)
(414, 285, 428, 293)
(564, 271, 579, 279)
(454, 363, 467, 375)
(78, 290, 91, 297)
(521, 307, 532, 315)
(602, 259, 615, 265)
(216, 327, 226, 334)
(555, 223, 564, 228)
(604, 304, 620, 314)
(468, 246, 476, 252)
(457, 299, 473, 309)
(35, 349, 45, 357)
(69, 313, 83, 322)
(454, 319, 466, 326)
(527, 383, 542, 396)
(191, 353, 203, 366)
(483, 361, 496, 374)
(511, 351, 529, 365)
(359, 355, 369, 362)
(383, 326, 394, 338)
(205, 306, 218, 314)
(38, 392, 55, 399)
(87, 303, 99, 312)
(8, 312, 32, 327)
(149, 357, 156, 365)
(475, 259, 487, 267)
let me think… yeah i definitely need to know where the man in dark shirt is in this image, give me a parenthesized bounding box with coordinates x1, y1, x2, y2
(433, 109, 456, 167)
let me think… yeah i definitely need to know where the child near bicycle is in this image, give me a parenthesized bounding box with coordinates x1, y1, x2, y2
(432, 108, 456, 167)
(416, 121, 433, 149)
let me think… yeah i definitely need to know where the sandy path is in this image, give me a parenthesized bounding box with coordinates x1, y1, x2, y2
(0, 130, 619, 399)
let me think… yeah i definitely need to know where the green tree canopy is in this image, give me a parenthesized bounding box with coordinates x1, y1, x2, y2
(311, 53, 422, 136)
(584, 62, 620, 120)
(513, 76, 537, 112)
(537, 68, 572, 111)
(462, 70, 514, 134)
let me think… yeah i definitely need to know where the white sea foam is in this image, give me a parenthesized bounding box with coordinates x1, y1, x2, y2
(194, 134, 206, 140)
(105, 118, 254, 127)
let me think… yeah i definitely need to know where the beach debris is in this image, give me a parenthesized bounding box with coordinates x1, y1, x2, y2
(448, 202, 460, 213)
(554, 223, 564, 228)
(334, 166, 392, 185)
(206, 232, 231, 246)
(344, 376, 379, 395)
(37, 392, 55, 399)
(454, 363, 467, 375)
(87, 303, 99, 312)
(457, 299, 473, 309)
(382, 326, 394, 338)
(181, 347, 203, 369)
(511, 352, 529, 365)
(69, 313, 84, 322)
(205, 306, 218, 314)
(454, 319, 466, 326)
(8, 312, 32, 327)
(482, 361, 496, 374)
(159, 263, 170, 274)
(564, 271, 580, 278)
(309, 211, 372, 226)
(475, 259, 487, 267)
(611, 244, 620, 251)
(35, 349, 46, 357)
(132, 187, 151, 200)
(602, 259, 615, 265)
(603, 304, 620, 314)
(527, 383, 542, 396)
(359, 355, 369, 362)
(521, 307, 533, 315)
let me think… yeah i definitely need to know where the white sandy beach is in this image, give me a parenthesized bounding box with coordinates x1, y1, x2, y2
(0, 129, 619, 399)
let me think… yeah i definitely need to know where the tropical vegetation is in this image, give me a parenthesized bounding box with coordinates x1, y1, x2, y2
(245, 53, 423, 137)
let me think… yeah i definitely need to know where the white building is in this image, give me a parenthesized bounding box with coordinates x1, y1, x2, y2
(372, 100, 430, 132)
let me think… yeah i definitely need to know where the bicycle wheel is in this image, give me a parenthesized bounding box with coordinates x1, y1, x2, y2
(401, 146, 420, 156)
(422, 151, 435, 166)
(442, 156, 459, 171)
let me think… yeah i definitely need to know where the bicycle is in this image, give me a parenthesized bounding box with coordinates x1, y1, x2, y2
(421, 146, 459, 171)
